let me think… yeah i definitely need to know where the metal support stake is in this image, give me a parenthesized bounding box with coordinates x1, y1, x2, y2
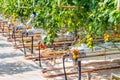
(78, 60, 81, 80)
(87, 72, 91, 80)
(63, 54, 69, 80)
(18, 0, 20, 8)
(31, 36, 34, 54)
(8, 24, 10, 39)
(117, 0, 120, 10)
(2, 22, 4, 35)
(13, 28, 17, 46)
(38, 41, 42, 67)
(22, 33, 26, 55)
(12, 27, 14, 38)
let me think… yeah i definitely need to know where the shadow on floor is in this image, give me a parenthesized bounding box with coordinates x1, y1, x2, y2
(0, 61, 40, 75)
(0, 52, 23, 59)
(0, 38, 5, 41)
(0, 43, 12, 47)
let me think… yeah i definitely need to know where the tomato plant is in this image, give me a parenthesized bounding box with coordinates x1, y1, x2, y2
(0, 0, 120, 47)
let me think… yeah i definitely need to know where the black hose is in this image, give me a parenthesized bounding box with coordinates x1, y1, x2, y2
(63, 54, 69, 80)
(38, 41, 42, 67)
(13, 27, 17, 46)
(8, 24, 10, 39)
(31, 36, 34, 54)
(78, 61, 81, 80)
(11, 27, 14, 38)
(22, 33, 26, 55)
(2, 22, 4, 35)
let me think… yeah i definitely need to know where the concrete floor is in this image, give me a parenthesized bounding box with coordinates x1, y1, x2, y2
(1, 33, 120, 80)
(0, 34, 45, 80)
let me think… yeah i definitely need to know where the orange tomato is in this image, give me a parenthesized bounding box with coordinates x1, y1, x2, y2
(72, 49, 79, 55)
(9, 19, 13, 23)
(104, 33, 110, 39)
(114, 32, 119, 38)
(54, 43, 59, 47)
(26, 26, 30, 30)
(73, 55, 77, 59)
(114, 25, 118, 31)
(14, 24, 18, 27)
(40, 43, 46, 50)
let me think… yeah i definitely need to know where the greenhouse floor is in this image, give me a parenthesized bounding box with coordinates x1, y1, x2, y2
(1, 33, 120, 80)
(0, 34, 45, 80)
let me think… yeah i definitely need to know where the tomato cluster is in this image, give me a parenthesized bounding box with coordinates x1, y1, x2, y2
(104, 33, 110, 42)
(39, 43, 46, 50)
(86, 35, 93, 48)
(72, 49, 80, 60)
(26, 26, 31, 30)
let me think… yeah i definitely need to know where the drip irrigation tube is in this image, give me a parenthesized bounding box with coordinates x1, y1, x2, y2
(22, 33, 26, 55)
(31, 36, 34, 54)
(63, 54, 69, 80)
(38, 41, 42, 67)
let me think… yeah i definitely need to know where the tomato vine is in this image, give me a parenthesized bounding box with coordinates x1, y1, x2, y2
(0, 0, 120, 47)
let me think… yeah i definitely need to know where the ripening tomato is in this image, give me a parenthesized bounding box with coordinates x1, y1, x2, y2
(40, 43, 46, 50)
(54, 43, 59, 47)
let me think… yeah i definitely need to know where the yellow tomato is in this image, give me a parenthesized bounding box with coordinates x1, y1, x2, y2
(9, 19, 13, 24)
(77, 54, 80, 58)
(26, 26, 30, 30)
(73, 55, 77, 59)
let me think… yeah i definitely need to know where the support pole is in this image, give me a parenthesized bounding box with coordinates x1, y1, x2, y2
(2, 22, 4, 35)
(22, 33, 26, 55)
(58, 0, 75, 8)
(4, 0, 6, 7)
(13, 27, 17, 46)
(33, 0, 35, 7)
(18, 0, 20, 8)
(78, 61, 81, 80)
(58, 0, 60, 7)
(38, 41, 42, 67)
(63, 54, 69, 80)
(117, 0, 120, 10)
(31, 36, 34, 54)
(8, 24, 10, 39)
